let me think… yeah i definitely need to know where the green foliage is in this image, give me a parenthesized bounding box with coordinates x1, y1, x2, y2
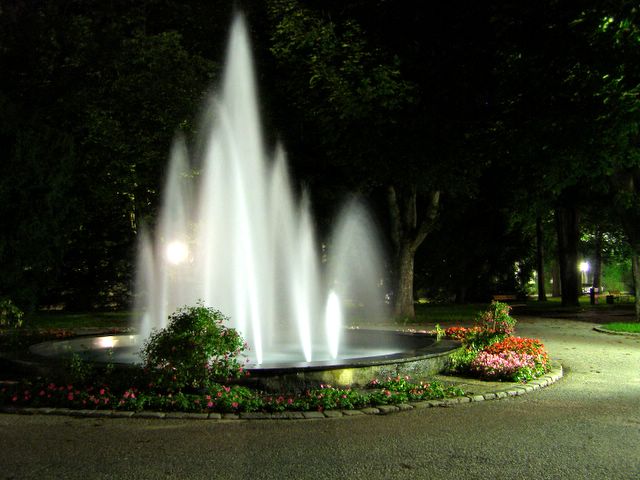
(268, 0, 414, 124)
(476, 301, 516, 335)
(434, 323, 445, 341)
(0, 375, 465, 413)
(141, 305, 247, 391)
(367, 377, 464, 404)
(462, 301, 516, 350)
(0, 1, 217, 310)
(603, 322, 640, 333)
(67, 353, 95, 384)
(448, 348, 479, 374)
(0, 299, 24, 329)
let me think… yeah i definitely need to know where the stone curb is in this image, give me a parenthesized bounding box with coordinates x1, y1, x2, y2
(593, 326, 640, 337)
(0, 364, 563, 421)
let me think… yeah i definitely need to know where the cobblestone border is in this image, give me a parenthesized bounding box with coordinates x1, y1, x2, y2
(594, 326, 640, 336)
(0, 364, 563, 420)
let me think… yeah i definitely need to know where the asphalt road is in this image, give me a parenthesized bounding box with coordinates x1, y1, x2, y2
(1, 317, 639, 480)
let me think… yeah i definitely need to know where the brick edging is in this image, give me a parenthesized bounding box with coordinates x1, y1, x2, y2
(0, 364, 563, 420)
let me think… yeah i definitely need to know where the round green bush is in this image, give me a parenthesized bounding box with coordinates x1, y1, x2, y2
(141, 304, 246, 391)
(0, 298, 24, 329)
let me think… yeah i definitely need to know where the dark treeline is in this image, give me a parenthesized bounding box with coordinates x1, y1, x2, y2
(1, 1, 639, 318)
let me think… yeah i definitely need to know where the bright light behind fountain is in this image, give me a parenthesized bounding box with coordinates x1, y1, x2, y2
(135, 14, 387, 367)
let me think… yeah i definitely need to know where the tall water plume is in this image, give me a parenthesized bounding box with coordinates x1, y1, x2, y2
(135, 14, 388, 366)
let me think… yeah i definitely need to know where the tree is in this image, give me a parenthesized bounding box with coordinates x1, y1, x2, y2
(487, 1, 640, 307)
(0, 1, 217, 309)
(266, 0, 493, 317)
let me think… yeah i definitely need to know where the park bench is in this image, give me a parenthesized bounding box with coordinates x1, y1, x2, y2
(492, 294, 518, 302)
(606, 290, 631, 303)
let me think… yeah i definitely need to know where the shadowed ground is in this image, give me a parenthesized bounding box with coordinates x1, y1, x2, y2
(1, 316, 639, 479)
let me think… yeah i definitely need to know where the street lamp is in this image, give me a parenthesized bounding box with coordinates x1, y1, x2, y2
(165, 240, 189, 265)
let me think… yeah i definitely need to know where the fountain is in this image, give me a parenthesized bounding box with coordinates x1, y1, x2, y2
(134, 14, 390, 367)
(26, 14, 460, 389)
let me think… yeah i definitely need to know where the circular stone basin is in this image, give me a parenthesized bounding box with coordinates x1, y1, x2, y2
(28, 329, 460, 392)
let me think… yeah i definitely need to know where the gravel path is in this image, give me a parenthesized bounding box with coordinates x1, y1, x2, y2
(1, 316, 639, 479)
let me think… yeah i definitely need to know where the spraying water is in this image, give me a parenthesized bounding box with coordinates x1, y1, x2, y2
(135, 14, 387, 366)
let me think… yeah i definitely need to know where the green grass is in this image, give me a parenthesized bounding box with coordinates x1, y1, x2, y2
(404, 303, 489, 325)
(23, 311, 134, 330)
(603, 322, 640, 333)
(521, 295, 636, 311)
(16, 295, 637, 331)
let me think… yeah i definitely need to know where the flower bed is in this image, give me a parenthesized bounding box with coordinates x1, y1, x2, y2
(0, 376, 464, 413)
(445, 302, 551, 382)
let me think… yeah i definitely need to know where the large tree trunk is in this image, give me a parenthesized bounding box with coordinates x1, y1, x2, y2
(632, 254, 640, 322)
(555, 205, 580, 307)
(388, 185, 440, 319)
(395, 241, 416, 318)
(536, 216, 547, 302)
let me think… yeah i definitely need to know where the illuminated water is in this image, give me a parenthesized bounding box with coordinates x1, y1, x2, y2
(135, 15, 387, 366)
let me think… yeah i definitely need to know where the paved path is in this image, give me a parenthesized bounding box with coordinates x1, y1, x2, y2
(1, 317, 639, 479)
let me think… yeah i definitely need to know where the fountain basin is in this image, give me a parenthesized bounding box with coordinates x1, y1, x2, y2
(27, 329, 460, 392)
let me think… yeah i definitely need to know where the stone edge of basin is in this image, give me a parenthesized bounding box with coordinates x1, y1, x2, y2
(0, 364, 563, 420)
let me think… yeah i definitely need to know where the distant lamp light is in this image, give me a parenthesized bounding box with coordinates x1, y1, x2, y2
(166, 240, 189, 265)
(579, 261, 590, 273)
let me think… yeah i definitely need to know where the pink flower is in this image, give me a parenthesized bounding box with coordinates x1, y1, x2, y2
(231, 402, 239, 409)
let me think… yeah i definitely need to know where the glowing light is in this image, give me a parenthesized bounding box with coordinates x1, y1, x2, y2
(97, 336, 116, 349)
(579, 261, 590, 272)
(166, 241, 189, 265)
(325, 291, 342, 359)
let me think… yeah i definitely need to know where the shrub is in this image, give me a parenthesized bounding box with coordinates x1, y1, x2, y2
(476, 301, 516, 335)
(0, 298, 24, 329)
(141, 304, 247, 391)
(445, 301, 517, 352)
(448, 347, 479, 374)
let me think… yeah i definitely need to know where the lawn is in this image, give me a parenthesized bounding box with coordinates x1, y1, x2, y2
(14, 294, 637, 332)
(602, 322, 640, 333)
(22, 311, 134, 330)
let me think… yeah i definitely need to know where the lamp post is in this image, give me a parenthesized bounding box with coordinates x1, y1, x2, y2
(580, 261, 595, 304)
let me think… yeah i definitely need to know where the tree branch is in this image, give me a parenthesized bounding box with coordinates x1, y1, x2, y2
(413, 190, 440, 249)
